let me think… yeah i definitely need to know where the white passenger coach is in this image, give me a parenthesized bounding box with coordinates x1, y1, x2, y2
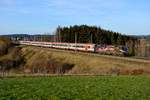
(19, 41, 96, 52)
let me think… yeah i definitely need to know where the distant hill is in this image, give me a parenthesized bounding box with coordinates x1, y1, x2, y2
(0, 34, 54, 38)
(0, 34, 55, 42)
(131, 35, 150, 39)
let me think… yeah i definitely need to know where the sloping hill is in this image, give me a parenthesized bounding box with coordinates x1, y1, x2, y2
(21, 46, 150, 75)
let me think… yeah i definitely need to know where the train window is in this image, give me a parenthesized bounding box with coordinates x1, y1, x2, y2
(72, 45, 84, 48)
(87, 46, 90, 48)
(52, 44, 68, 47)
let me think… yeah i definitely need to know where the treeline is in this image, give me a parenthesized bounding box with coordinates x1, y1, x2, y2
(56, 25, 135, 45)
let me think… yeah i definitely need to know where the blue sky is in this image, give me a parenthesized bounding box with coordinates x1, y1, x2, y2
(0, 0, 150, 35)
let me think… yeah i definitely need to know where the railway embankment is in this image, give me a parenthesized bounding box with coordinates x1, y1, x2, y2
(19, 46, 150, 76)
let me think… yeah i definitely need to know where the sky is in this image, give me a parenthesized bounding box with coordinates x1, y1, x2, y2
(0, 0, 150, 35)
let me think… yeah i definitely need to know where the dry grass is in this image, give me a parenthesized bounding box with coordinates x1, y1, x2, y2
(21, 46, 150, 75)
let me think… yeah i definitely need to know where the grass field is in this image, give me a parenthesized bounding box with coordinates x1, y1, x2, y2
(0, 76, 150, 100)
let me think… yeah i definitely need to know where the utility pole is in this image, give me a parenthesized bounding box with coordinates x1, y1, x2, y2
(58, 26, 61, 43)
(91, 33, 93, 44)
(75, 33, 77, 52)
(59, 28, 60, 42)
(41, 35, 42, 41)
(34, 36, 36, 41)
(52, 31, 56, 42)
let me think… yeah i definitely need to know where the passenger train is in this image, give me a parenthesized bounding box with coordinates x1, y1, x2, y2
(19, 41, 128, 56)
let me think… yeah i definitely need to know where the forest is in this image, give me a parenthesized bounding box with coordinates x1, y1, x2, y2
(55, 25, 136, 45)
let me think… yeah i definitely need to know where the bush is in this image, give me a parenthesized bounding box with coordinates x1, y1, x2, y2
(0, 37, 12, 56)
(24, 52, 74, 74)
